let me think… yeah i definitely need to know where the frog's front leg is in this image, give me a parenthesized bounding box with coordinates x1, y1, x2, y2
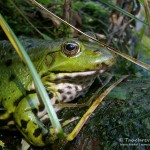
(13, 93, 57, 146)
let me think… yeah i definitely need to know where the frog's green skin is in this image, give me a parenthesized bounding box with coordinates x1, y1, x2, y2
(0, 37, 115, 146)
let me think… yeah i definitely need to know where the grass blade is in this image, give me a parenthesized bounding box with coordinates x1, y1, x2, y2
(143, 0, 150, 32)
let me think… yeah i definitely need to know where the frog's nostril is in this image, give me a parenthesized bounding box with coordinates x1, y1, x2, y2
(94, 49, 102, 54)
(94, 49, 100, 52)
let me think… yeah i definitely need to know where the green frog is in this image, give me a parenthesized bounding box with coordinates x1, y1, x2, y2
(0, 37, 115, 146)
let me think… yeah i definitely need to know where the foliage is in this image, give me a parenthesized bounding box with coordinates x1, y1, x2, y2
(0, 0, 109, 39)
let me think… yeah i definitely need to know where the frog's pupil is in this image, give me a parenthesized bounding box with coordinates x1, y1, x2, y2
(66, 44, 75, 51)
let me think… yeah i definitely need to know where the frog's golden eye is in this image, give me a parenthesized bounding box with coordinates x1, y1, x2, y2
(62, 41, 80, 57)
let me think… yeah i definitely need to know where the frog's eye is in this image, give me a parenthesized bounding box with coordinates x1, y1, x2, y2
(62, 41, 80, 57)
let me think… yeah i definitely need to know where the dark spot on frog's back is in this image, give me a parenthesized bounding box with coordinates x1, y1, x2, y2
(13, 98, 21, 106)
(9, 74, 16, 81)
(33, 128, 42, 137)
(21, 120, 29, 129)
(5, 59, 12, 67)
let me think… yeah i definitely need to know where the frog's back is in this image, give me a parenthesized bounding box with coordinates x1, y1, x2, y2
(0, 37, 55, 104)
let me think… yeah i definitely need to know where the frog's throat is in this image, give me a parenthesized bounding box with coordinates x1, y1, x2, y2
(41, 70, 99, 106)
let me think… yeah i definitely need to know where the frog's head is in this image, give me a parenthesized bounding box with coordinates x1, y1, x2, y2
(43, 39, 116, 74)
(40, 39, 116, 104)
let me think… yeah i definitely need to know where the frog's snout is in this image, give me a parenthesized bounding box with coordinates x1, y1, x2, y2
(92, 47, 116, 72)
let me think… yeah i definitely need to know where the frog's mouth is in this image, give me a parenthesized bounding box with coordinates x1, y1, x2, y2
(41, 68, 106, 78)
(41, 68, 109, 88)
(42, 69, 106, 83)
